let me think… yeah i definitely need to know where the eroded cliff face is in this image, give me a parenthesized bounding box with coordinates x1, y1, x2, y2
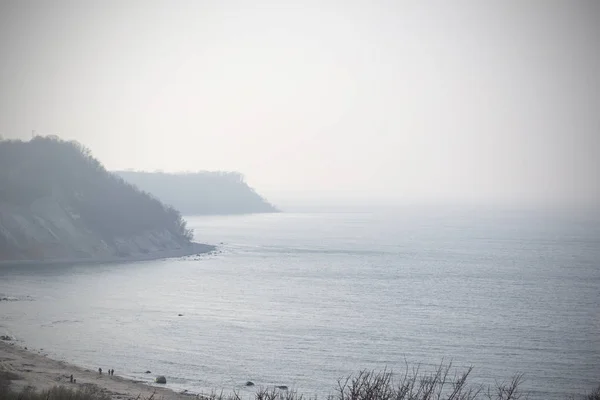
(0, 196, 190, 262)
(0, 137, 202, 262)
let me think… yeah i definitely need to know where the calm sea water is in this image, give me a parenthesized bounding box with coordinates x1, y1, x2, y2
(1, 207, 599, 399)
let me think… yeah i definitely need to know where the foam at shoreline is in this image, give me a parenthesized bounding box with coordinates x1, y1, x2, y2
(0, 242, 216, 267)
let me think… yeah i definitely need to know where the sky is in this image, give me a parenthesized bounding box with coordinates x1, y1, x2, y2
(1, 1, 599, 207)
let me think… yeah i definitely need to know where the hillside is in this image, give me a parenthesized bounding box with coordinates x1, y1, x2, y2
(0, 136, 211, 262)
(115, 171, 278, 215)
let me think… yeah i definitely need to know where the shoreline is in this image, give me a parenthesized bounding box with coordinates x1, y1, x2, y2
(0, 341, 201, 400)
(0, 241, 218, 400)
(0, 242, 216, 267)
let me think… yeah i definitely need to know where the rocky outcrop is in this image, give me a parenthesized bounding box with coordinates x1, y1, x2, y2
(155, 376, 167, 384)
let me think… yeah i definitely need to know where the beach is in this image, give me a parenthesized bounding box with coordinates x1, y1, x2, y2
(0, 242, 217, 399)
(0, 341, 196, 400)
(1, 211, 599, 400)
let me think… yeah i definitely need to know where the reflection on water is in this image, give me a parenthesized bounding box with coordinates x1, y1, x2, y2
(1, 209, 599, 399)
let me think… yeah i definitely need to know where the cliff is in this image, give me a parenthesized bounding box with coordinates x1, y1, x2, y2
(0, 136, 211, 262)
(115, 171, 278, 215)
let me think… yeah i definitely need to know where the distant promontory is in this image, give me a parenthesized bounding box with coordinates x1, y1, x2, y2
(115, 171, 278, 215)
(0, 136, 213, 262)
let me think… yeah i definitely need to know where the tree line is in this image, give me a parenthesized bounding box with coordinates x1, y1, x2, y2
(0, 136, 193, 243)
(115, 170, 278, 215)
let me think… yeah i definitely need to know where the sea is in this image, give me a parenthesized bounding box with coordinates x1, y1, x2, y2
(1, 206, 599, 399)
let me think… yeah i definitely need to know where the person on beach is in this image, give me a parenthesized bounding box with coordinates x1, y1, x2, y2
(98, 367, 102, 374)
(70, 374, 73, 383)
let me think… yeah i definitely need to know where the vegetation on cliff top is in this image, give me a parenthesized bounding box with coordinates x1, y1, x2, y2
(0, 136, 193, 243)
(115, 170, 278, 215)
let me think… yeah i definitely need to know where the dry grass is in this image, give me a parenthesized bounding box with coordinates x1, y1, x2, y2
(2, 363, 599, 400)
(0, 369, 109, 400)
(0, 385, 110, 400)
(200, 362, 526, 400)
(568, 385, 600, 400)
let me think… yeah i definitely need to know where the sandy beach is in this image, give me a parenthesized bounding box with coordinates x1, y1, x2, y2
(0, 341, 199, 400)
(0, 242, 218, 400)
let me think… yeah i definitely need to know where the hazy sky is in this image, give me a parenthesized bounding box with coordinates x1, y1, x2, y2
(1, 1, 598, 206)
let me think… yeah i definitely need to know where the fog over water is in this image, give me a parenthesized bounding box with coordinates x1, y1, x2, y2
(1, 211, 599, 400)
(1, 3, 599, 399)
(1, 1, 599, 207)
